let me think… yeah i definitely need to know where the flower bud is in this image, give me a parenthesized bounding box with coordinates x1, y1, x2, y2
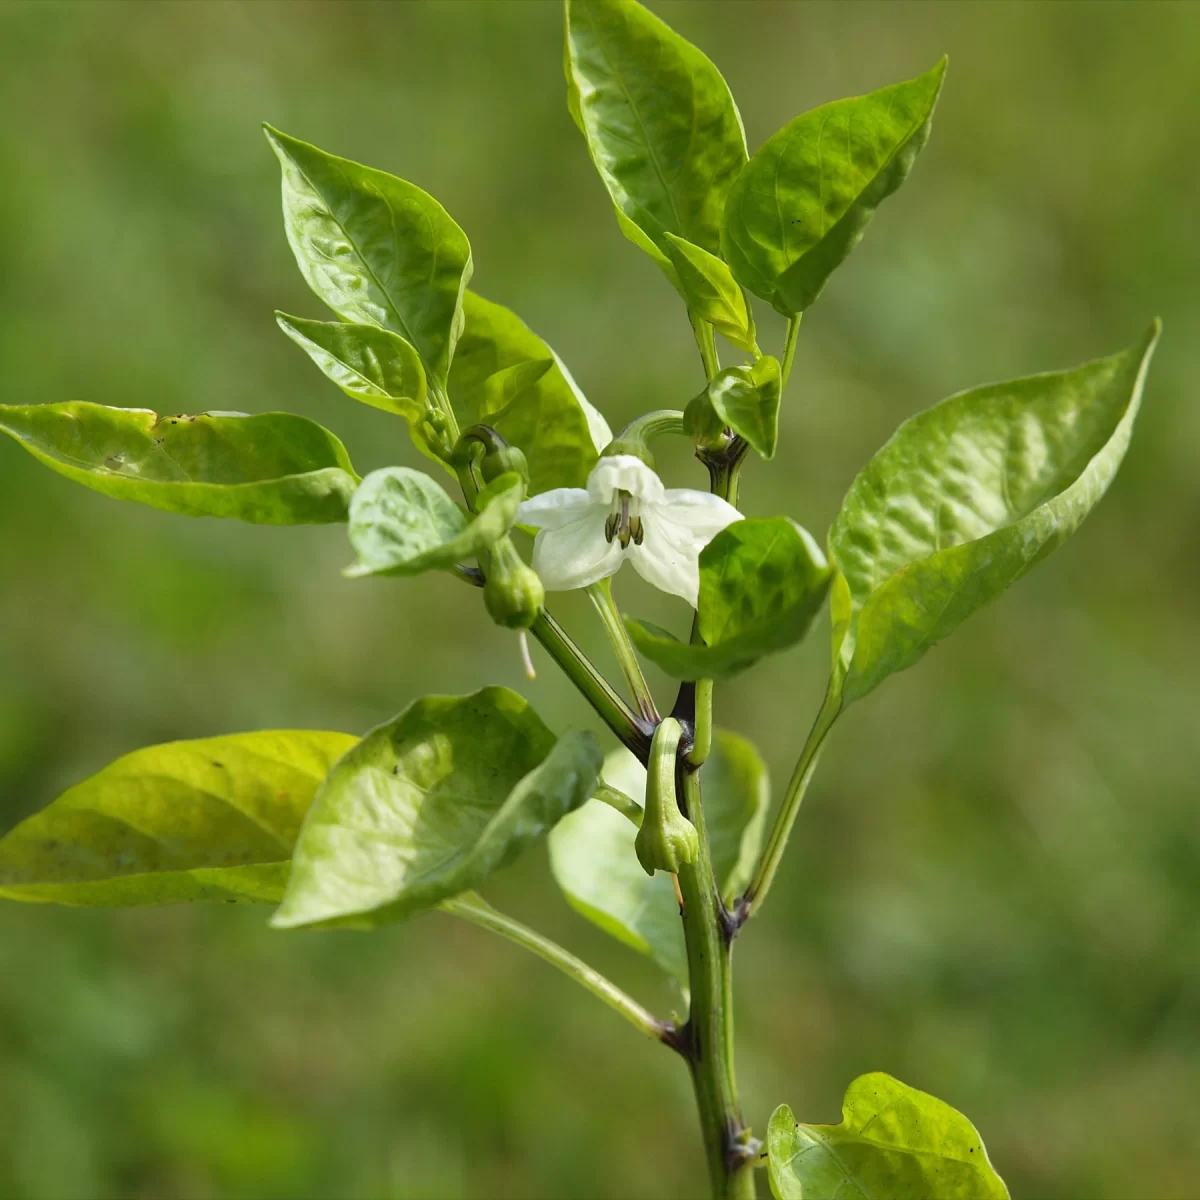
(635, 718, 698, 876)
(454, 424, 531, 491)
(481, 536, 544, 630)
(479, 442, 529, 486)
(682, 388, 728, 451)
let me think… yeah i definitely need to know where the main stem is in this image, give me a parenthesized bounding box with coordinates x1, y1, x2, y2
(676, 765, 757, 1199)
(673, 448, 756, 1199)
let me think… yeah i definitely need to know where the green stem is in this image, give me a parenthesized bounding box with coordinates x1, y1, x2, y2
(529, 610, 651, 762)
(684, 453, 741, 770)
(442, 892, 667, 1042)
(612, 408, 686, 446)
(692, 317, 721, 382)
(780, 312, 803, 390)
(740, 683, 841, 920)
(676, 767, 757, 1199)
(689, 679, 713, 767)
(594, 782, 643, 827)
(587, 579, 659, 721)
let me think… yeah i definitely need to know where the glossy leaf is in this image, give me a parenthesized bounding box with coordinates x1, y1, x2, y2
(266, 125, 472, 386)
(272, 690, 601, 929)
(662, 233, 757, 353)
(723, 59, 946, 315)
(0, 402, 358, 524)
(0, 732, 356, 906)
(449, 291, 609, 493)
(627, 518, 831, 679)
(831, 324, 1160, 705)
(275, 313, 445, 460)
(702, 730, 769, 906)
(345, 467, 522, 578)
(548, 731, 768, 982)
(564, 0, 747, 274)
(766, 1074, 1009, 1200)
(707, 357, 782, 460)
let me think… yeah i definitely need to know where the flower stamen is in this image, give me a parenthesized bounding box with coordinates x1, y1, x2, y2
(604, 490, 644, 549)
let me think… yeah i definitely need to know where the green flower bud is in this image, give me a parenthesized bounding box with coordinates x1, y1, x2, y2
(682, 388, 728, 451)
(634, 718, 698, 876)
(454, 424, 531, 490)
(479, 442, 528, 486)
(481, 536, 544, 630)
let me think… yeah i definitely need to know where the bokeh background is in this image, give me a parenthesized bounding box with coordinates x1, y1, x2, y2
(1, 2, 1197, 1197)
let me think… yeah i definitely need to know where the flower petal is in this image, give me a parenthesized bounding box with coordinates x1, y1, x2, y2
(517, 488, 594, 531)
(531, 515, 624, 592)
(587, 455, 665, 505)
(659, 490, 744, 543)
(629, 514, 704, 605)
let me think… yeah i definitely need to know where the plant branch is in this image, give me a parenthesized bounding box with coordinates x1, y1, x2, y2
(442, 892, 670, 1044)
(738, 683, 841, 922)
(530, 609, 653, 763)
(676, 765, 758, 1198)
(780, 312, 803, 390)
(692, 317, 721, 382)
(588, 579, 660, 722)
(594, 782, 643, 827)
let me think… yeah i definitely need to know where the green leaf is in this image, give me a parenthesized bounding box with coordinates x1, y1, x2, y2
(707, 357, 782, 460)
(627, 518, 832, 679)
(830, 323, 1160, 706)
(345, 467, 522, 578)
(548, 731, 768, 982)
(723, 59, 946, 316)
(275, 313, 446, 461)
(662, 234, 757, 353)
(266, 125, 472, 387)
(449, 291, 609, 493)
(0, 732, 356, 906)
(0, 402, 359, 524)
(564, 0, 747, 273)
(766, 1074, 1009, 1200)
(272, 690, 601, 929)
(702, 730, 769, 906)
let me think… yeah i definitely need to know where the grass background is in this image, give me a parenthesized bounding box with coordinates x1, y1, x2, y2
(1, 2, 1198, 1197)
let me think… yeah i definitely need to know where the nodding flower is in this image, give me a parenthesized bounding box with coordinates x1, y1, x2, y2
(516, 455, 741, 607)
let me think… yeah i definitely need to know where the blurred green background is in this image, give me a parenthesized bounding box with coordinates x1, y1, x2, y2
(1, 2, 1197, 1197)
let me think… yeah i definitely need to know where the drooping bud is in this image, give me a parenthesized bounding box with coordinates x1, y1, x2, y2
(480, 535, 544, 630)
(454, 424, 531, 491)
(634, 717, 698, 876)
(682, 386, 728, 452)
(479, 442, 529, 486)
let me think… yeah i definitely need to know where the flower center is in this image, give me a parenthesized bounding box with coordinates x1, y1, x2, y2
(603, 489, 645, 549)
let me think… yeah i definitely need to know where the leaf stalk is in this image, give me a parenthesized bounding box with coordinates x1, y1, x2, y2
(442, 892, 670, 1043)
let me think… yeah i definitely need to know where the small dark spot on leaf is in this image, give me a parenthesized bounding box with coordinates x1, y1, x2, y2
(392, 765, 401, 775)
(212, 761, 225, 769)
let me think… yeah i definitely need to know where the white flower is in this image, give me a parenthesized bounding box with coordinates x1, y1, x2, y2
(516, 455, 741, 606)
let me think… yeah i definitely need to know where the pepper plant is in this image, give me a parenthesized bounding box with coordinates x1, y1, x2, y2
(0, 2, 1159, 1197)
